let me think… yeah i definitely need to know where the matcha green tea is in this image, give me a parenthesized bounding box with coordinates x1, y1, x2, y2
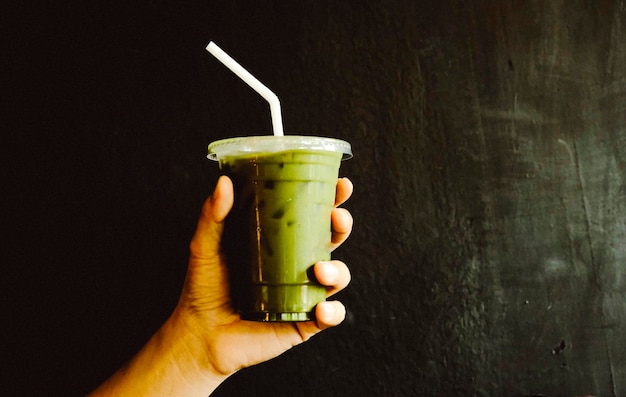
(208, 136, 351, 322)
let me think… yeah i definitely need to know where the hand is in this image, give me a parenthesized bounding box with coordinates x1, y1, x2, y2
(175, 176, 354, 377)
(88, 176, 353, 397)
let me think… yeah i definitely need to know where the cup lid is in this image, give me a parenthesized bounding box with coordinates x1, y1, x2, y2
(207, 135, 352, 161)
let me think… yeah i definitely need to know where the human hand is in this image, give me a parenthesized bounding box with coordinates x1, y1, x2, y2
(171, 176, 354, 381)
(86, 176, 352, 397)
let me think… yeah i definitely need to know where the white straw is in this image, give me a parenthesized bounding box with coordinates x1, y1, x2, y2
(206, 41, 284, 136)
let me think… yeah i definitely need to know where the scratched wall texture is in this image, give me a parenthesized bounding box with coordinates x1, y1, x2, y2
(4, 1, 625, 396)
(213, 1, 626, 396)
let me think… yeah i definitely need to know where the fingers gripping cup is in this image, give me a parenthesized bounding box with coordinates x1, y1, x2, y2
(208, 136, 351, 322)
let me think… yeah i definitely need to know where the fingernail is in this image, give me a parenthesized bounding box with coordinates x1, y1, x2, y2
(322, 301, 336, 318)
(321, 261, 338, 281)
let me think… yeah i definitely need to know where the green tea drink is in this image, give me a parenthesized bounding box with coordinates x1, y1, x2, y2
(208, 136, 351, 322)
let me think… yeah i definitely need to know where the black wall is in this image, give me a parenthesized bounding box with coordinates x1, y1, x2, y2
(5, 1, 626, 396)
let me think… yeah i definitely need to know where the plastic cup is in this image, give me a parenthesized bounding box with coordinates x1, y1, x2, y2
(208, 136, 352, 321)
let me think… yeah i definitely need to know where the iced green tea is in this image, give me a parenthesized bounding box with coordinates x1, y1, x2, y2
(208, 136, 351, 321)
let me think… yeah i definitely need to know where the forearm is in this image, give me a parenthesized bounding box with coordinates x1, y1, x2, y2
(87, 312, 228, 397)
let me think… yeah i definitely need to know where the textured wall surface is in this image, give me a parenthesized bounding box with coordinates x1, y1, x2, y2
(5, 1, 625, 396)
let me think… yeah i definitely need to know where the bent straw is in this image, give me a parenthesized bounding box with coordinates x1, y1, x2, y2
(206, 41, 284, 136)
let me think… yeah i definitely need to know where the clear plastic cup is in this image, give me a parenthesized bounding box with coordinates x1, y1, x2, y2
(208, 136, 352, 321)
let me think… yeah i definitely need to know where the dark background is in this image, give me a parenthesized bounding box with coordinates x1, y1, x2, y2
(4, 1, 626, 396)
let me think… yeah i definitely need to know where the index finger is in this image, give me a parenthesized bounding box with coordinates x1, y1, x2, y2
(335, 177, 353, 207)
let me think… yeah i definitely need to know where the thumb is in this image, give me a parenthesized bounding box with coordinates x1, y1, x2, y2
(189, 175, 234, 260)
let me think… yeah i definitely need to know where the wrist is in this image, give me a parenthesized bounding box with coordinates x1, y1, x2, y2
(88, 310, 229, 397)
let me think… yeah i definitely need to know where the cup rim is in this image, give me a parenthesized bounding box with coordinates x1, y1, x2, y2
(207, 135, 352, 161)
